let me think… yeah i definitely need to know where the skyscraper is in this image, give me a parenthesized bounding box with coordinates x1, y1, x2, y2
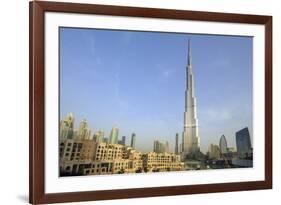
(121, 136, 126, 145)
(182, 40, 200, 155)
(59, 113, 74, 140)
(219, 135, 228, 154)
(175, 133, 179, 154)
(131, 133, 136, 149)
(93, 130, 104, 143)
(208, 144, 220, 159)
(154, 140, 160, 153)
(236, 127, 252, 158)
(118, 136, 126, 145)
(78, 119, 91, 140)
(103, 137, 109, 143)
(165, 141, 169, 153)
(153, 140, 169, 153)
(109, 127, 119, 144)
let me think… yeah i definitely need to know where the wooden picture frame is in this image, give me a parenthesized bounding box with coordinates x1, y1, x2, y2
(29, 1, 272, 204)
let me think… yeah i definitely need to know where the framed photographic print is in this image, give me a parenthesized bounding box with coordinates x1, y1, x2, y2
(29, 1, 272, 204)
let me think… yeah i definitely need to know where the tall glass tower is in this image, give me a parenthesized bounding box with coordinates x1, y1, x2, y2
(219, 135, 228, 154)
(236, 127, 252, 158)
(59, 113, 74, 140)
(182, 40, 200, 155)
(175, 133, 179, 154)
(131, 133, 136, 149)
(78, 119, 91, 140)
(109, 127, 119, 144)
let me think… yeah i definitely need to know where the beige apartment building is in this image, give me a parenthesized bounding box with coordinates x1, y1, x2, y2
(60, 139, 183, 176)
(59, 139, 97, 175)
(60, 139, 96, 161)
(95, 143, 123, 161)
(123, 147, 143, 172)
(142, 152, 184, 172)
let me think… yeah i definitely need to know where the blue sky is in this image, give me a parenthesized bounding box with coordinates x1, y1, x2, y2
(60, 27, 253, 153)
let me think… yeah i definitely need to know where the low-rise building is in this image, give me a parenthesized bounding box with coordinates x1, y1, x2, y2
(142, 152, 184, 172)
(95, 143, 123, 160)
(124, 147, 143, 172)
(60, 139, 183, 176)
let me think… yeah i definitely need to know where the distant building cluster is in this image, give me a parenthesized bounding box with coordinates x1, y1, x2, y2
(206, 128, 253, 161)
(202, 128, 253, 169)
(153, 140, 169, 153)
(59, 113, 184, 176)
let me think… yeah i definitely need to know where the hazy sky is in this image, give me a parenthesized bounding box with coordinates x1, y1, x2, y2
(59, 27, 253, 153)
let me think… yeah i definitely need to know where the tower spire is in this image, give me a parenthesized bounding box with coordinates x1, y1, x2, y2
(188, 39, 192, 66)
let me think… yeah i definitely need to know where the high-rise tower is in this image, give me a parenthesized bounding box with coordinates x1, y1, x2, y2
(153, 140, 169, 153)
(175, 133, 179, 154)
(182, 40, 200, 155)
(93, 130, 104, 143)
(109, 127, 119, 144)
(78, 119, 91, 140)
(219, 135, 228, 154)
(59, 113, 74, 140)
(131, 133, 136, 149)
(236, 127, 252, 158)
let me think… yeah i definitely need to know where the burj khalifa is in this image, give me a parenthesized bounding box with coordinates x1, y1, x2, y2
(182, 40, 200, 155)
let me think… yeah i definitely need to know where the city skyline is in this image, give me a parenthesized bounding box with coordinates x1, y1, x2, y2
(60, 27, 253, 153)
(59, 110, 253, 176)
(60, 112, 250, 154)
